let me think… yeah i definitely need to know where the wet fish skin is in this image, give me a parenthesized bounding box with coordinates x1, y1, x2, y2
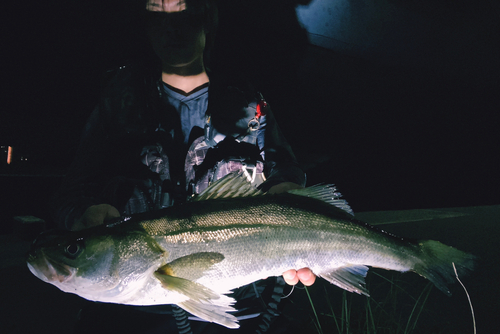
(27, 173, 475, 329)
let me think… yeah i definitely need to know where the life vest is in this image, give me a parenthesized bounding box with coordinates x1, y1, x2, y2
(185, 96, 269, 197)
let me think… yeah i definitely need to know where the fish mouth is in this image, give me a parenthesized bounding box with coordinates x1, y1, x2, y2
(27, 251, 75, 283)
(27, 229, 77, 283)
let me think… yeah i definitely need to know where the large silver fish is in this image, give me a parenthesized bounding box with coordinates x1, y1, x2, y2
(27, 173, 475, 329)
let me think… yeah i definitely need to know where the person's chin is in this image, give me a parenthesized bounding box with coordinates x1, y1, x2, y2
(165, 60, 195, 68)
(162, 55, 201, 69)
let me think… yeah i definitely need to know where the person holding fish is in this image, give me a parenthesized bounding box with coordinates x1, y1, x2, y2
(50, 0, 316, 332)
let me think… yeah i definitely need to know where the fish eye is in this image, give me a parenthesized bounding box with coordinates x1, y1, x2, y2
(65, 241, 84, 259)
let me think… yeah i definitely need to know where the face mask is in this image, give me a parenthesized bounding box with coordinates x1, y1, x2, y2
(144, 9, 207, 66)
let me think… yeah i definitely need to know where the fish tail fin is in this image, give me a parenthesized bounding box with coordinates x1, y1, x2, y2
(413, 240, 476, 296)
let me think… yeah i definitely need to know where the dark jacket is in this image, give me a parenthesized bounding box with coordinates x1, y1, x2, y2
(51, 64, 305, 230)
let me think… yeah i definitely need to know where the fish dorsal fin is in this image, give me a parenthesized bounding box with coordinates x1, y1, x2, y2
(193, 172, 264, 202)
(193, 172, 353, 217)
(319, 265, 370, 296)
(287, 184, 354, 216)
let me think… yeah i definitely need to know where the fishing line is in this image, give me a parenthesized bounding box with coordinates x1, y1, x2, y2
(281, 285, 295, 299)
(452, 262, 476, 334)
(282, 281, 308, 298)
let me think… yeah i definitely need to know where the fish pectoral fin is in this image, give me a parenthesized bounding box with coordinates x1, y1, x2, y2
(178, 298, 239, 329)
(319, 265, 370, 296)
(164, 252, 224, 281)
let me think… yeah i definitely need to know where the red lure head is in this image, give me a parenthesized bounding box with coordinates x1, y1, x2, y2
(256, 99, 268, 118)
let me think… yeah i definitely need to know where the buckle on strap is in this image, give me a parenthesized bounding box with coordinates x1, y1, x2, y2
(248, 117, 260, 132)
(241, 163, 257, 183)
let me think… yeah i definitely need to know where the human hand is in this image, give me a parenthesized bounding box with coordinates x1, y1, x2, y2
(270, 184, 314, 285)
(282, 268, 316, 286)
(268, 182, 304, 194)
(73, 204, 120, 231)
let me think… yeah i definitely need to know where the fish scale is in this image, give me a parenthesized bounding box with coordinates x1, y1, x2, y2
(27, 172, 475, 329)
(143, 196, 424, 292)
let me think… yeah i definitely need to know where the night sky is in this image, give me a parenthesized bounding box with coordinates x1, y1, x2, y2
(2, 0, 499, 220)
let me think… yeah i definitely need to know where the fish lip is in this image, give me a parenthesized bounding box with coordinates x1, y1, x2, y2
(45, 255, 76, 283)
(28, 250, 75, 283)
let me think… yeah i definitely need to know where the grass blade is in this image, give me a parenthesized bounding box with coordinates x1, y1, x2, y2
(305, 286, 323, 334)
(404, 281, 433, 333)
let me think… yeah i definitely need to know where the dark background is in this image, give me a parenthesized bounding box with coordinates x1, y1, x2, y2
(0, 2, 498, 333)
(1, 0, 499, 230)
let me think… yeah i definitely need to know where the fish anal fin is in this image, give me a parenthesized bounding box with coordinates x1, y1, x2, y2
(319, 265, 370, 296)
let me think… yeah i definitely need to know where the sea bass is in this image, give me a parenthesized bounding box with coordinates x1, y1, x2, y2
(27, 173, 475, 329)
